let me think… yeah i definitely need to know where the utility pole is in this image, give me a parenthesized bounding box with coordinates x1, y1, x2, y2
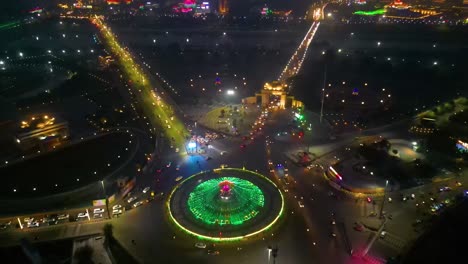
(379, 180, 389, 219)
(101, 180, 111, 219)
(272, 246, 279, 264)
(319, 64, 327, 123)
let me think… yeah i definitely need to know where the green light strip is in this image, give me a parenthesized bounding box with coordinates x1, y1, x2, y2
(353, 9, 386, 16)
(0, 21, 20, 30)
(167, 168, 284, 242)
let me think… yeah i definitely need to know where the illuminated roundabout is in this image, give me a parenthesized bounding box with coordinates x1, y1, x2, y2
(167, 168, 284, 241)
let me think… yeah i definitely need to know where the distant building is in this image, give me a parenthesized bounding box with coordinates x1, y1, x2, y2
(98, 55, 114, 69)
(410, 117, 436, 135)
(218, 0, 228, 14)
(242, 81, 303, 109)
(15, 115, 69, 151)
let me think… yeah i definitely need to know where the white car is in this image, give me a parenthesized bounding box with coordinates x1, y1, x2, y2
(143, 187, 150, 193)
(380, 231, 387, 238)
(93, 213, 103, 219)
(175, 176, 183, 182)
(195, 242, 206, 249)
(127, 196, 137, 203)
(28, 221, 40, 228)
(298, 201, 304, 208)
(133, 201, 144, 208)
(112, 204, 122, 210)
(112, 209, 122, 215)
(93, 208, 105, 214)
(57, 214, 69, 220)
(77, 213, 88, 218)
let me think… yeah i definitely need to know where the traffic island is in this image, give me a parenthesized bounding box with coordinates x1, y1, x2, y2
(167, 168, 284, 242)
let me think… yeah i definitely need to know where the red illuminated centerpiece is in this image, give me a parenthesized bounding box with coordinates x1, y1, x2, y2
(219, 180, 233, 200)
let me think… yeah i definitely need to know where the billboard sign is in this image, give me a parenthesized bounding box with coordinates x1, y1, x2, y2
(93, 199, 106, 206)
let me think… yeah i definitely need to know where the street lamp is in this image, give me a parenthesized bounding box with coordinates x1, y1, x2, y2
(101, 180, 111, 219)
(226, 89, 235, 96)
(379, 180, 389, 219)
(319, 65, 327, 123)
(267, 246, 272, 263)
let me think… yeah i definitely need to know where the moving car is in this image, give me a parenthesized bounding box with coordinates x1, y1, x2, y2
(133, 201, 144, 208)
(298, 201, 304, 208)
(24, 217, 34, 223)
(175, 176, 183, 182)
(127, 196, 137, 203)
(112, 205, 122, 210)
(142, 187, 150, 193)
(380, 231, 387, 238)
(195, 242, 206, 249)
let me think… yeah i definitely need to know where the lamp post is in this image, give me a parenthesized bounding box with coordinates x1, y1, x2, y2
(267, 246, 272, 264)
(101, 180, 111, 219)
(319, 65, 327, 123)
(379, 180, 389, 219)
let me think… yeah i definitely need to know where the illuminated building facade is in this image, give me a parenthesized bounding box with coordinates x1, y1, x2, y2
(15, 115, 69, 151)
(242, 81, 303, 109)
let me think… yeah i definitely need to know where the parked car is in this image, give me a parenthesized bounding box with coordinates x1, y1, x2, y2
(57, 214, 69, 220)
(93, 213, 103, 219)
(207, 250, 220, 255)
(112, 209, 123, 215)
(28, 221, 40, 228)
(143, 187, 150, 193)
(77, 213, 88, 219)
(354, 224, 364, 232)
(93, 208, 105, 214)
(112, 205, 122, 210)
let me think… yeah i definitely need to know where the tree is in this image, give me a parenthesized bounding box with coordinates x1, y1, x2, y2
(75, 245, 94, 264)
(103, 223, 114, 241)
(220, 109, 225, 118)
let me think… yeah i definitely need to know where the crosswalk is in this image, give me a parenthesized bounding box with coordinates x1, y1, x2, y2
(378, 231, 407, 251)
